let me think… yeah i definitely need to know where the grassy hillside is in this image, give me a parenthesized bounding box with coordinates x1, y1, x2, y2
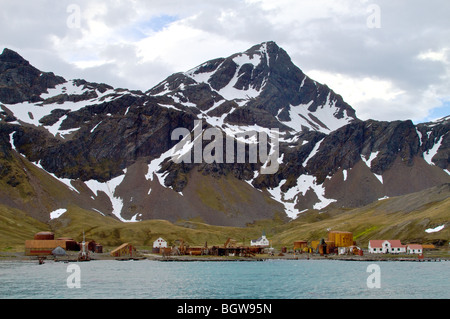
(272, 192, 450, 247)
(53, 207, 292, 250)
(0, 184, 448, 253)
(0, 204, 50, 251)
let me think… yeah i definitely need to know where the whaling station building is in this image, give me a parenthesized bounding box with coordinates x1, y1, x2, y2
(250, 232, 270, 247)
(368, 240, 423, 255)
(25, 232, 102, 256)
(152, 237, 168, 253)
(110, 243, 137, 258)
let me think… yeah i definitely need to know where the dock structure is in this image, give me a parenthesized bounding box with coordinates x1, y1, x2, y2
(155, 237, 264, 258)
(209, 246, 261, 257)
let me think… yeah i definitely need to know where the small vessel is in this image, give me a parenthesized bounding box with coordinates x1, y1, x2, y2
(77, 231, 91, 262)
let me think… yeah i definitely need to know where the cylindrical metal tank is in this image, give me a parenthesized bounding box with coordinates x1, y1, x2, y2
(34, 232, 55, 240)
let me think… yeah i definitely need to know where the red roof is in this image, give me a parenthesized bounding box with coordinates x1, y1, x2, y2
(369, 240, 406, 248)
(407, 244, 422, 249)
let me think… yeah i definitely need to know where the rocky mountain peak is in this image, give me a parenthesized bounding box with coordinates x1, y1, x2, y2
(0, 48, 30, 66)
(0, 48, 65, 104)
(148, 41, 358, 134)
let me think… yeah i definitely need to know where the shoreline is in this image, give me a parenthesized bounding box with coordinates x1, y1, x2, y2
(0, 251, 447, 263)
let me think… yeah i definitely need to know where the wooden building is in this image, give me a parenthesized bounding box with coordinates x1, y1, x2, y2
(368, 240, 407, 254)
(94, 243, 103, 253)
(110, 243, 137, 258)
(25, 240, 68, 256)
(407, 244, 423, 254)
(56, 238, 79, 251)
(328, 231, 353, 247)
(152, 237, 168, 253)
(293, 241, 308, 251)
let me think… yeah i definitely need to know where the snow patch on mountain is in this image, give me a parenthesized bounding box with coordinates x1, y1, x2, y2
(361, 151, 379, 168)
(342, 169, 348, 181)
(267, 174, 336, 219)
(303, 138, 324, 167)
(425, 224, 445, 233)
(84, 169, 133, 222)
(50, 208, 67, 220)
(41, 80, 89, 99)
(281, 94, 353, 134)
(423, 135, 444, 165)
(184, 50, 267, 103)
(2, 80, 121, 138)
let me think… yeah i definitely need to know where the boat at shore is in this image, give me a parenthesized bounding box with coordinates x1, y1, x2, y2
(77, 232, 91, 262)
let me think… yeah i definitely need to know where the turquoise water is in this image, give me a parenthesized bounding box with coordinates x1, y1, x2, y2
(0, 259, 448, 299)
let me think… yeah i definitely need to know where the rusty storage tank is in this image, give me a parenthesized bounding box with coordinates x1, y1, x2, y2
(34, 232, 55, 240)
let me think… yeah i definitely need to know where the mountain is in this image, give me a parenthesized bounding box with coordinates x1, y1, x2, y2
(0, 42, 449, 228)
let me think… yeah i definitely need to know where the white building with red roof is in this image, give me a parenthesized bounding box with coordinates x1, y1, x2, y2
(368, 240, 407, 254)
(153, 237, 168, 249)
(407, 244, 423, 254)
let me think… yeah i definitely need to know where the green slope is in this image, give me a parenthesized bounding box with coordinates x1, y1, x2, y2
(1, 184, 448, 253)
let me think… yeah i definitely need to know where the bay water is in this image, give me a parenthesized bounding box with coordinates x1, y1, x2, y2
(0, 259, 448, 299)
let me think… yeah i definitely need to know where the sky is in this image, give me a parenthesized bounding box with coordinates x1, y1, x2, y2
(1, 0, 449, 123)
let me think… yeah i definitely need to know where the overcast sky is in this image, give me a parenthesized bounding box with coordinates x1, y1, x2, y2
(1, 0, 449, 123)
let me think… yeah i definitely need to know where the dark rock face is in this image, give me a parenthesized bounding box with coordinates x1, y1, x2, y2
(0, 48, 65, 104)
(0, 44, 448, 225)
(416, 116, 450, 169)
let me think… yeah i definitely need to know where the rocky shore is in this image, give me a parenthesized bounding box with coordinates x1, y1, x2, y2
(1, 250, 447, 263)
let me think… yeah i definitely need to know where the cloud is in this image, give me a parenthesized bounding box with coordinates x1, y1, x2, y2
(0, 0, 449, 122)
